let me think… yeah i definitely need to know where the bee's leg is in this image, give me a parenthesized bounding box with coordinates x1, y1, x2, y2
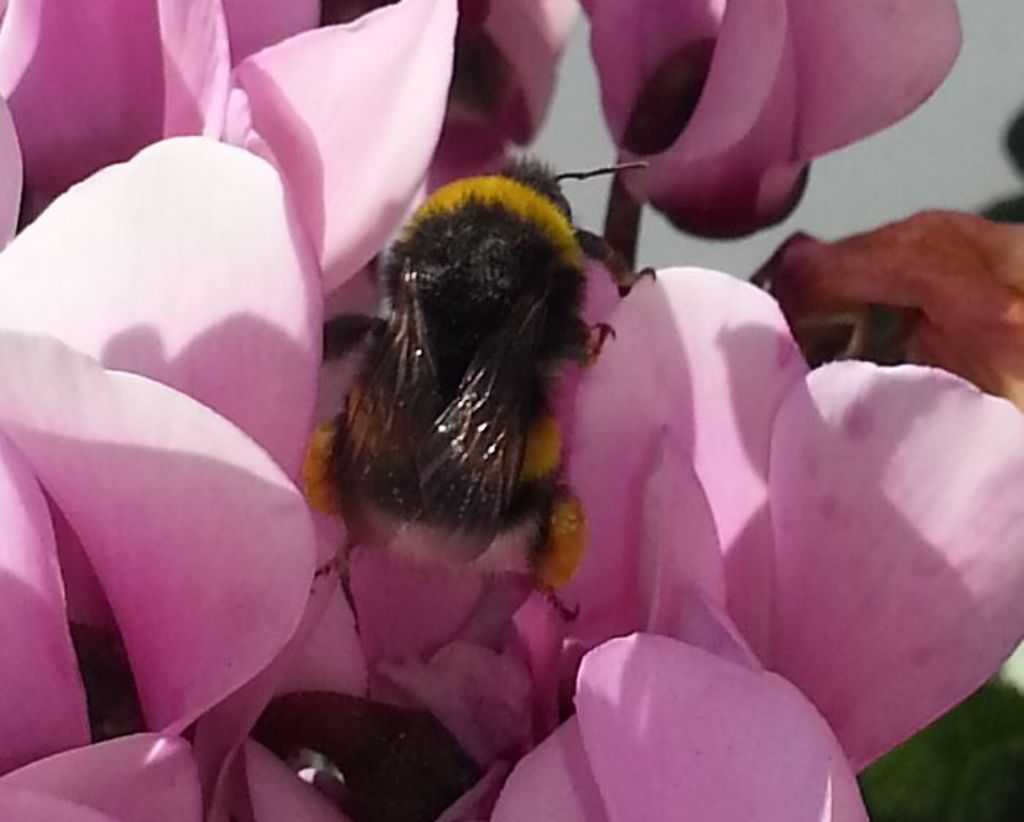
(534, 494, 588, 603)
(545, 590, 580, 622)
(576, 228, 656, 296)
(323, 313, 383, 361)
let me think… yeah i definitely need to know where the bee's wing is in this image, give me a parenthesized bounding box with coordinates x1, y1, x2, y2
(340, 264, 442, 512)
(417, 290, 549, 529)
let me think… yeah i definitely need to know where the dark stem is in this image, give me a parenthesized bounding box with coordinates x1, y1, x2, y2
(602, 173, 644, 272)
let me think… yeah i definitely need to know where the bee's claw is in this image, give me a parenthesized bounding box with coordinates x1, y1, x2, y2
(586, 322, 616, 362)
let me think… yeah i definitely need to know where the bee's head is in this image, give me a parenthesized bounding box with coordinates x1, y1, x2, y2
(498, 158, 573, 222)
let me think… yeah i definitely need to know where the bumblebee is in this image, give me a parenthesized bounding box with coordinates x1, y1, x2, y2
(306, 159, 643, 589)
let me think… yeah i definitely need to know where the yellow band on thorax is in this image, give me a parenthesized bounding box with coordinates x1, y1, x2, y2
(408, 176, 583, 270)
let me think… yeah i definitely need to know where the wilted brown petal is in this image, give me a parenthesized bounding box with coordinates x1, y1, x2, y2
(755, 211, 1024, 408)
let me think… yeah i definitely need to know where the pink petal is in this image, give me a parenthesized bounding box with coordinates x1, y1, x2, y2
(586, 0, 788, 160)
(567, 270, 805, 656)
(348, 547, 486, 665)
(0, 139, 321, 474)
(640, 52, 804, 237)
(0, 788, 119, 822)
(221, 0, 317, 65)
(485, 0, 576, 136)
(380, 641, 532, 767)
(278, 579, 368, 698)
(158, 0, 232, 137)
(0, 0, 163, 199)
(194, 514, 362, 818)
(789, 0, 961, 157)
(0, 332, 316, 732)
(0, 431, 88, 773)
(576, 634, 868, 822)
(244, 741, 350, 822)
(491, 718, 609, 822)
(233, 0, 457, 289)
(221, 0, 319, 65)
(3, 735, 202, 822)
(638, 429, 726, 631)
(0, 93, 20, 245)
(770, 362, 1024, 768)
(510, 593, 565, 741)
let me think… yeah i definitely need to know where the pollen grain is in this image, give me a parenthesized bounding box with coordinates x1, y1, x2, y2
(537, 496, 588, 589)
(302, 422, 340, 515)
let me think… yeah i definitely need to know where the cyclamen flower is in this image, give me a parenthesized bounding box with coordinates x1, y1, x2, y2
(0, 0, 456, 291)
(0, 137, 330, 820)
(0, 0, 572, 271)
(209, 264, 1024, 821)
(581, 0, 962, 237)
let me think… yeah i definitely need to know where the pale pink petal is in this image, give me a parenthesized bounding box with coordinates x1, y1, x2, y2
(789, 0, 961, 157)
(639, 429, 726, 630)
(3, 735, 202, 822)
(0, 0, 163, 199)
(194, 514, 362, 818)
(158, 0, 232, 137)
(348, 547, 486, 665)
(586, 0, 788, 159)
(567, 270, 805, 656)
(245, 741, 350, 822)
(0, 139, 321, 474)
(491, 717, 608, 822)
(510, 593, 564, 741)
(0, 788, 119, 822)
(485, 0, 576, 137)
(279, 582, 368, 698)
(770, 362, 1024, 768)
(576, 635, 868, 822)
(380, 642, 532, 766)
(0, 431, 88, 773)
(233, 0, 457, 289)
(221, 0, 320, 64)
(0, 93, 20, 245)
(640, 45, 803, 237)
(0, 332, 316, 732)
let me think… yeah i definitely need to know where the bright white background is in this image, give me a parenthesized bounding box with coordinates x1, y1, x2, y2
(535, 0, 1024, 278)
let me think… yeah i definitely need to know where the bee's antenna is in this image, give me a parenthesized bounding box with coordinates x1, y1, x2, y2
(556, 161, 648, 182)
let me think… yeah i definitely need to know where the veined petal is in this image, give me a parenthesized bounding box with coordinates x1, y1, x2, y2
(576, 635, 868, 822)
(0, 430, 88, 773)
(770, 362, 1024, 768)
(0, 138, 321, 474)
(0, 332, 316, 733)
(233, 0, 457, 289)
(3, 735, 202, 822)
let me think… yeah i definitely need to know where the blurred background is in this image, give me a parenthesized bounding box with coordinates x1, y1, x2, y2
(536, 0, 1024, 277)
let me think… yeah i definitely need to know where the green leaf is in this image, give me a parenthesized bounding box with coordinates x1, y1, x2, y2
(860, 681, 1024, 822)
